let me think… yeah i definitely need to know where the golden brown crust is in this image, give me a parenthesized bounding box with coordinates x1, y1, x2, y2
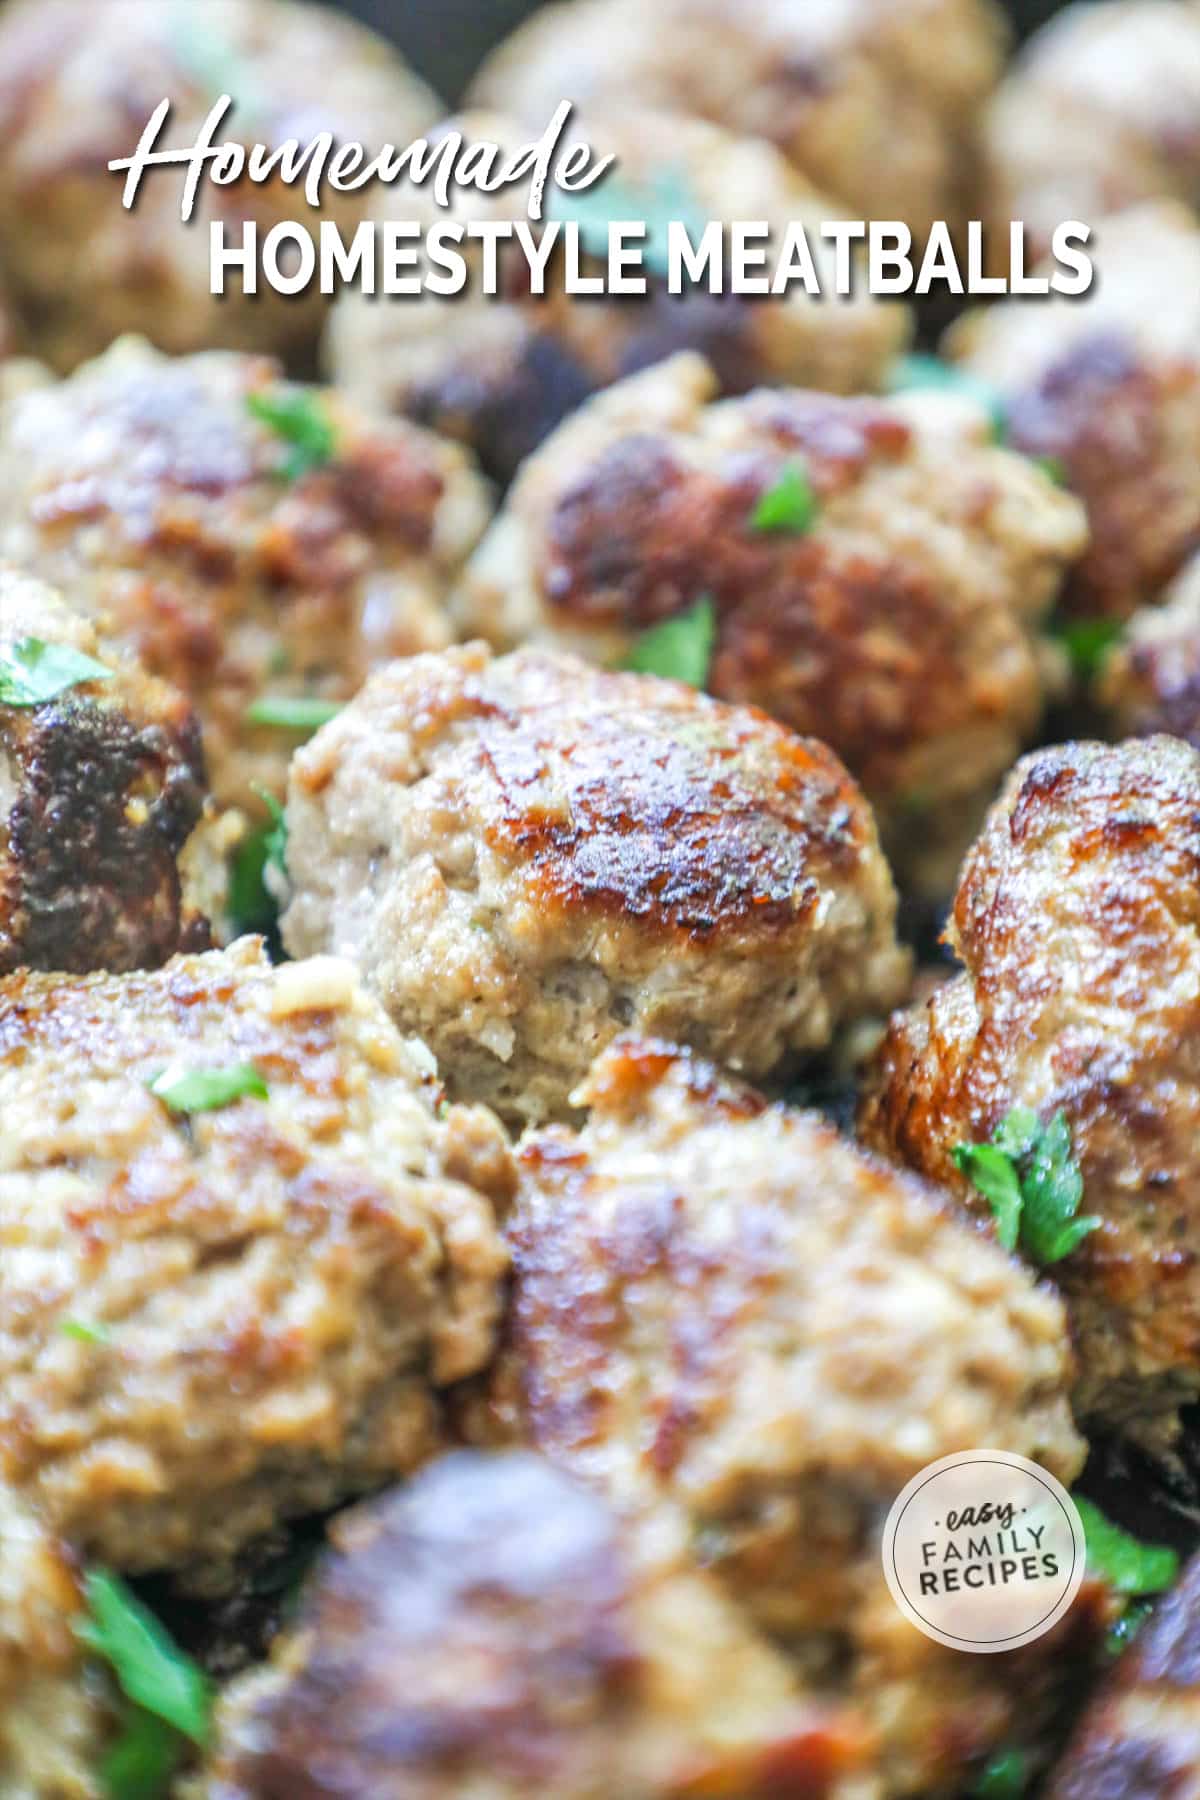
(861, 735, 1200, 1445)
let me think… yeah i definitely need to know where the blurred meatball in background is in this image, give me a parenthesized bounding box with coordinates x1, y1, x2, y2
(0, 338, 492, 816)
(1099, 551, 1200, 748)
(279, 641, 910, 1126)
(326, 108, 911, 483)
(0, 0, 438, 372)
(457, 352, 1086, 898)
(861, 735, 1200, 1456)
(0, 568, 219, 975)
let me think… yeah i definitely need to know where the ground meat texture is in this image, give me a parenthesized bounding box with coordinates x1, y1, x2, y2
(0, 0, 438, 373)
(456, 353, 1086, 897)
(279, 641, 909, 1128)
(860, 735, 1200, 1453)
(1049, 1554, 1200, 1800)
(0, 339, 492, 815)
(0, 938, 513, 1574)
(469, 0, 1008, 246)
(201, 1450, 873, 1800)
(982, 0, 1200, 270)
(0, 1485, 110, 1800)
(949, 202, 1200, 624)
(325, 108, 910, 484)
(0, 568, 217, 974)
(1098, 551, 1200, 749)
(465, 1036, 1086, 1797)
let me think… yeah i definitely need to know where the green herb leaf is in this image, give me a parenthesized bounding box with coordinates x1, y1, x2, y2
(78, 1571, 211, 1745)
(1105, 1596, 1155, 1659)
(148, 1063, 268, 1115)
(549, 165, 708, 279)
(246, 694, 341, 732)
(1037, 455, 1067, 486)
(954, 1108, 1100, 1266)
(1050, 617, 1124, 682)
(0, 638, 114, 708)
(99, 1703, 183, 1800)
(972, 1747, 1029, 1799)
(1074, 1497, 1180, 1596)
(246, 388, 336, 482)
(751, 463, 818, 535)
(227, 789, 287, 938)
(60, 1320, 112, 1346)
(886, 352, 1008, 442)
(623, 595, 716, 689)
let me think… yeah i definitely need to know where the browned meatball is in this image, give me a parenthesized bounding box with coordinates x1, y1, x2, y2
(0, 0, 438, 372)
(203, 1450, 868, 1800)
(1099, 552, 1200, 746)
(0, 339, 492, 815)
(279, 641, 910, 1127)
(457, 353, 1086, 895)
(0, 938, 512, 1574)
(0, 567, 220, 973)
(949, 203, 1200, 624)
(1049, 1553, 1200, 1800)
(861, 735, 1200, 1453)
(326, 108, 910, 483)
(465, 1035, 1085, 1796)
(470, 0, 1008, 245)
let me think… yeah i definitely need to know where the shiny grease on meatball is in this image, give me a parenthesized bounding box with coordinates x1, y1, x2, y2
(279, 641, 910, 1126)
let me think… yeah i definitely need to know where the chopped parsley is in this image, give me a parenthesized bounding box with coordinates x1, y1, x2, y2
(228, 787, 288, 939)
(1074, 1497, 1179, 1596)
(953, 1107, 1100, 1264)
(246, 694, 341, 732)
(246, 388, 336, 481)
(78, 1571, 211, 1745)
(972, 1747, 1029, 1799)
(886, 352, 1008, 442)
(549, 165, 708, 279)
(0, 638, 114, 708)
(148, 1063, 268, 1114)
(751, 463, 817, 535)
(623, 595, 716, 689)
(1037, 455, 1067, 486)
(1105, 1596, 1155, 1659)
(1050, 616, 1124, 682)
(99, 1705, 184, 1800)
(59, 1320, 112, 1346)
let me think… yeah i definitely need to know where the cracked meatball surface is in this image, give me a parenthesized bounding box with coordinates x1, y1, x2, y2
(861, 735, 1200, 1452)
(0, 937, 512, 1574)
(0, 339, 491, 815)
(950, 202, 1200, 624)
(279, 641, 909, 1127)
(202, 1450, 869, 1800)
(457, 353, 1086, 895)
(0, 568, 217, 974)
(0, 0, 438, 372)
(470, 0, 1008, 244)
(466, 1035, 1085, 1795)
(326, 108, 910, 484)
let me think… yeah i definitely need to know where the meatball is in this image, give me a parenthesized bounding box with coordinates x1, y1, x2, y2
(0, 0, 438, 372)
(982, 0, 1200, 269)
(202, 1450, 868, 1800)
(1098, 551, 1200, 747)
(465, 1036, 1086, 1795)
(279, 641, 909, 1127)
(1049, 1552, 1200, 1800)
(861, 735, 1200, 1452)
(948, 202, 1200, 624)
(470, 0, 1008, 245)
(326, 108, 910, 483)
(0, 567, 219, 974)
(0, 338, 492, 814)
(0, 1484, 110, 1800)
(0, 937, 512, 1573)
(456, 353, 1086, 895)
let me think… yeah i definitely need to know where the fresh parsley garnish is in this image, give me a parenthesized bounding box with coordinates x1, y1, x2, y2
(549, 165, 708, 280)
(1037, 455, 1067, 486)
(246, 694, 341, 732)
(100, 1703, 184, 1800)
(972, 1747, 1029, 1799)
(953, 1107, 1100, 1264)
(623, 595, 716, 689)
(751, 463, 817, 535)
(886, 352, 1007, 442)
(148, 1063, 268, 1114)
(246, 388, 336, 482)
(1074, 1497, 1179, 1596)
(228, 787, 288, 938)
(78, 1571, 211, 1744)
(1050, 616, 1124, 681)
(0, 638, 114, 707)
(60, 1320, 112, 1346)
(1105, 1596, 1155, 1659)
